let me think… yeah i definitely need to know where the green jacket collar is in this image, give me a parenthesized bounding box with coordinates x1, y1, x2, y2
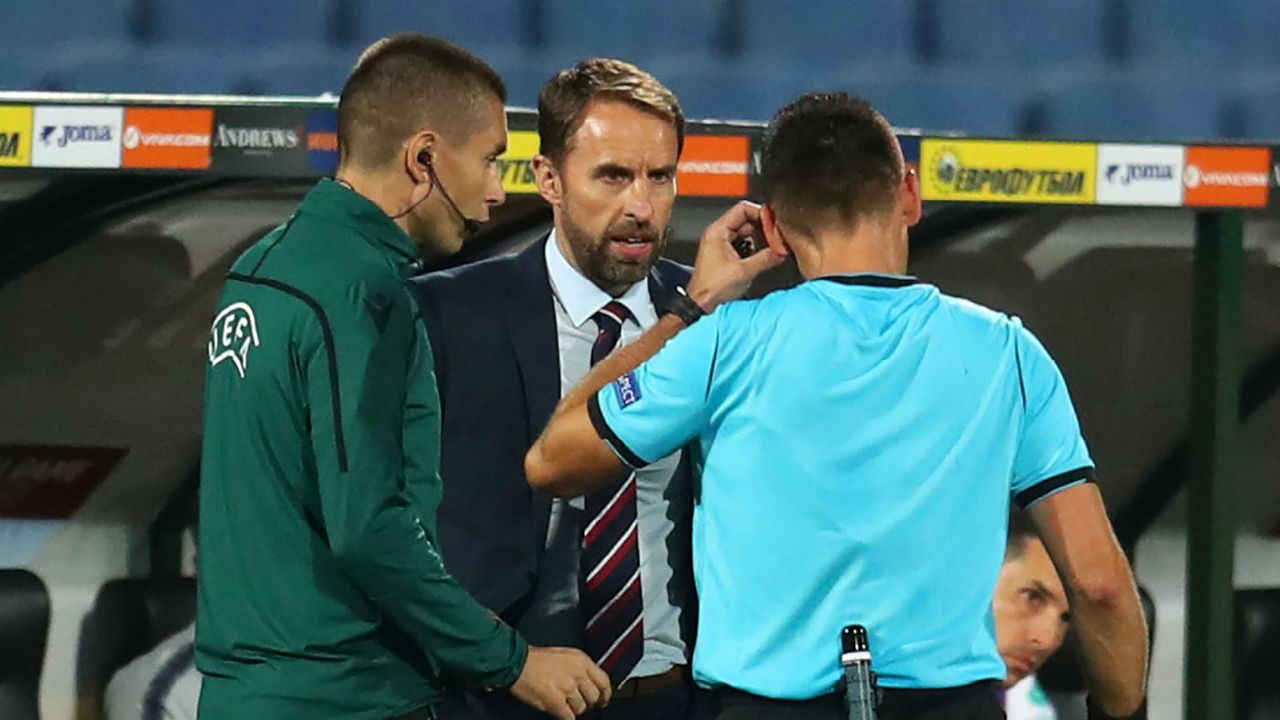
(299, 178, 422, 271)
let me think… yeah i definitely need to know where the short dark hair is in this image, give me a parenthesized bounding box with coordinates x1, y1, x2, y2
(538, 58, 684, 163)
(338, 33, 506, 169)
(759, 92, 903, 237)
(1006, 510, 1038, 560)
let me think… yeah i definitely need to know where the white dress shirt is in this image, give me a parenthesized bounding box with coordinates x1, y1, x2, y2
(512, 233, 690, 681)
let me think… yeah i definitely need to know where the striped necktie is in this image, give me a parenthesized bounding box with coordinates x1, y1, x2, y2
(581, 300, 644, 686)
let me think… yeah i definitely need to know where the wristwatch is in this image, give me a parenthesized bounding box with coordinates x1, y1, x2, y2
(662, 286, 706, 326)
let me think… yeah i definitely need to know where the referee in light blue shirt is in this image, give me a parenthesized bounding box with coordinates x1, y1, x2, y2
(525, 93, 1149, 720)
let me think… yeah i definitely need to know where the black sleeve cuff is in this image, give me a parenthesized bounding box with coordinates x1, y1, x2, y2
(1015, 466, 1096, 509)
(587, 394, 648, 469)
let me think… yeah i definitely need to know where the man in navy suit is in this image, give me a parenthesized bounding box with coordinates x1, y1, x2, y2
(414, 59, 698, 719)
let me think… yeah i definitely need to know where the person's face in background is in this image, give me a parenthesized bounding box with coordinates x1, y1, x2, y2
(537, 99, 678, 296)
(993, 535, 1071, 688)
(406, 95, 508, 256)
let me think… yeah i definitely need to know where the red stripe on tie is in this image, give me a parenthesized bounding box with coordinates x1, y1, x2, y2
(599, 616, 644, 670)
(585, 527, 638, 593)
(587, 573, 642, 630)
(599, 302, 629, 327)
(583, 479, 637, 547)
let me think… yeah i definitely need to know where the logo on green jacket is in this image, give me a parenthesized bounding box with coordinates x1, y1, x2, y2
(208, 302, 261, 378)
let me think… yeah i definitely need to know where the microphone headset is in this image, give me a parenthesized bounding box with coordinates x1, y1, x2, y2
(391, 150, 481, 238)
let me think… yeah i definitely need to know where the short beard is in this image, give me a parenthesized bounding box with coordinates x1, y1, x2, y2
(560, 209, 668, 293)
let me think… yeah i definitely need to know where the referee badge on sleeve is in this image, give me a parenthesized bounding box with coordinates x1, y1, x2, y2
(208, 302, 260, 378)
(612, 371, 642, 408)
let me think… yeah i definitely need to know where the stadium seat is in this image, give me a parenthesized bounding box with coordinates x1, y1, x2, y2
(0, 0, 135, 54)
(0, 569, 50, 720)
(488, 53, 562, 109)
(1124, 0, 1231, 70)
(76, 577, 196, 720)
(1029, 70, 1229, 140)
(831, 66, 1031, 136)
(245, 45, 542, 103)
(148, 0, 334, 49)
(242, 45, 540, 100)
(645, 54, 813, 122)
(930, 0, 1111, 70)
(540, 0, 725, 65)
(1235, 588, 1280, 720)
(737, 0, 920, 70)
(233, 47, 357, 96)
(1223, 76, 1280, 141)
(36, 43, 248, 95)
(1230, 0, 1280, 71)
(0, 56, 46, 92)
(342, 0, 531, 55)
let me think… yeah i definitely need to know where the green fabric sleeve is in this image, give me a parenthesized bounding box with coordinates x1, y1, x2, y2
(304, 279, 528, 689)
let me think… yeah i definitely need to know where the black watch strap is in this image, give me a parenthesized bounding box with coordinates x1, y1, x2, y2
(663, 287, 706, 326)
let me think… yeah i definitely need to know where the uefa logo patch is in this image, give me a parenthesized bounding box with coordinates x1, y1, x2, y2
(208, 302, 261, 378)
(612, 372, 642, 408)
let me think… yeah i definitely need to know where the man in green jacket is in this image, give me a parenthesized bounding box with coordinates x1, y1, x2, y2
(197, 34, 611, 720)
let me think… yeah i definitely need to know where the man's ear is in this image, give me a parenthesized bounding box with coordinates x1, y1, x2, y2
(533, 154, 561, 207)
(902, 168, 923, 227)
(405, 130, 438, 184)
(761, 204, 791, 256)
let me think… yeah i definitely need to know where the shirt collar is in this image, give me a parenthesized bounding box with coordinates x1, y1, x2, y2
(544, 230, 655, 329)
(298, 178, 422, 272)
(814, 272, 919, 288)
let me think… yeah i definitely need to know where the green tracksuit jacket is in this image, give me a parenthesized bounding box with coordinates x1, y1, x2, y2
(196, 179, 526, 719)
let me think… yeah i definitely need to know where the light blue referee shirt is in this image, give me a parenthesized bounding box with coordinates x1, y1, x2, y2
(589, 274, 1094, 699)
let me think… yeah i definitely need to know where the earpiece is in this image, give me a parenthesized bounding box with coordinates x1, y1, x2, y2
(410, 150, 433, 186)
(405, 147, 482, 237)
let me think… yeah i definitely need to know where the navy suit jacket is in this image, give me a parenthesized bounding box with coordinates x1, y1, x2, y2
(412, 236, 694, 623)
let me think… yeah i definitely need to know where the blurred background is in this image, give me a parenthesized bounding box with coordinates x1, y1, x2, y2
(2, 3, 1280, 720)
(2, 0, 1280, 139)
